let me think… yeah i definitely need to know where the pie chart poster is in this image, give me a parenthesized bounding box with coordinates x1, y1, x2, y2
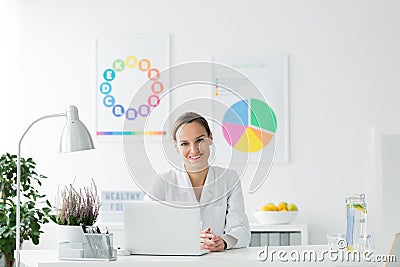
(213, 56, 289, 163)
(96, 35, 170, 140)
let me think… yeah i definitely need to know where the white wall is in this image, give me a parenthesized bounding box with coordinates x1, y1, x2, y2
(2, 0, 400, 248)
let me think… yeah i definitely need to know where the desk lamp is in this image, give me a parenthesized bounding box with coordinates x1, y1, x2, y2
(15, 105, 95, 267)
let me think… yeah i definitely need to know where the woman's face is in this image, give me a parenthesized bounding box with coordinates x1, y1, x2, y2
(175, 121, 212, 172)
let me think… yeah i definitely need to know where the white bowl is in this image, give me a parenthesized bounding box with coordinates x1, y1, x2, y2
(253, 210, 298, 225)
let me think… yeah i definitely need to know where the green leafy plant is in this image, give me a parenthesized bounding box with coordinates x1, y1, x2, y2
(51, 179, 100, 226)
(0, 153, 52, 267)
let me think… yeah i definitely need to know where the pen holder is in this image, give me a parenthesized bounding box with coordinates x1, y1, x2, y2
(58, 233, 117, 261)
(83, 233, 115, 259)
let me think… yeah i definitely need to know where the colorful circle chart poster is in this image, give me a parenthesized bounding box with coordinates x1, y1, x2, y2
(96, 35, 170, 141)
(212, 56, 289, 163)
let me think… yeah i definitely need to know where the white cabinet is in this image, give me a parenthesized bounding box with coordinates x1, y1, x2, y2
(249, 223, 308, 246)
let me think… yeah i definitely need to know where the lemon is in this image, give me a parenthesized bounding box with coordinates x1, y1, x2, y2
(277, 202, 288, 211)
(352, 204, 367, 213)
(287, 203, 298, 211)
(260, 202, 277, 211)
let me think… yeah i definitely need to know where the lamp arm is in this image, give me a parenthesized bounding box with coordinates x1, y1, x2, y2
(16, 113, 65, 267)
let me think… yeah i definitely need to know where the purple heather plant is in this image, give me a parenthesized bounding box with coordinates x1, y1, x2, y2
(53, 179, 100, 226)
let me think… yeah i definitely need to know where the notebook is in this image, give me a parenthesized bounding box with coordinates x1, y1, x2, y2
(384, 232, 400, 267)
(123, 201, 208, 256)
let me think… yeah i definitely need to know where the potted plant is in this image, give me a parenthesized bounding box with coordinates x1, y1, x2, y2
(0, 153, 52, 267)
(51, 179, 100, 243)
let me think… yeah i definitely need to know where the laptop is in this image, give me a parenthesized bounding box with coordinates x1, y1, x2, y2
(123, 201, 209, 256)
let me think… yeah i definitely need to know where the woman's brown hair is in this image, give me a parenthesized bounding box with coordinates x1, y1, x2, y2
(171, 112, 211, 141)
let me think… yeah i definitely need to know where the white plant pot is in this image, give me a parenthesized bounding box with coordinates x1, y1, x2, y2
(58, 225, 84, 243)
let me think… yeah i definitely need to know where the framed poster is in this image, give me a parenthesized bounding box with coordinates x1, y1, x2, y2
(96, 34, 170, 141)
(212, 56, 289, 163)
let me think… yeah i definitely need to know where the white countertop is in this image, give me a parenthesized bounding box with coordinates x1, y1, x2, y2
(20, 246, 379, 267)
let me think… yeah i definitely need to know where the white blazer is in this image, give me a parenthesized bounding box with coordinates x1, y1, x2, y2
(144, 166, 251, 248)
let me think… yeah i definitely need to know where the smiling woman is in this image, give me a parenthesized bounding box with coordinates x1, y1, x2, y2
(172, 113, 213, 175)
(144, 112, 251, 252)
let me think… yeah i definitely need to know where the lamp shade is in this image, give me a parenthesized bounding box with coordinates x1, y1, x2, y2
(60, 105, 95, 152)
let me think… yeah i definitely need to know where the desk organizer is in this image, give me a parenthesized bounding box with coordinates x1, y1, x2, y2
(58, 233, 117, 261)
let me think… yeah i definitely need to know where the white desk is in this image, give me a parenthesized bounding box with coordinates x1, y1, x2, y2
(20, 246, 379, 267)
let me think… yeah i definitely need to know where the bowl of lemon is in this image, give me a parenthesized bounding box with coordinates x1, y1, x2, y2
(254, 202, 298, 225)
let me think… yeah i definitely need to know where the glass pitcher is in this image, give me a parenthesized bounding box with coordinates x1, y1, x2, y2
(345, 194, 368, 251)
